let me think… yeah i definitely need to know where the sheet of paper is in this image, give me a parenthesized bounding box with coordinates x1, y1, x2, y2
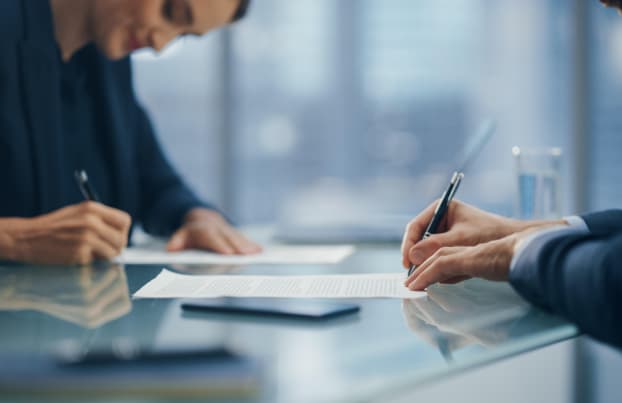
(117, 245, 354, 265)
(133, 270, 426, 299)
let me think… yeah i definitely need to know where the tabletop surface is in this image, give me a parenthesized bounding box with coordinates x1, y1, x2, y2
(0, 244, 578, 402)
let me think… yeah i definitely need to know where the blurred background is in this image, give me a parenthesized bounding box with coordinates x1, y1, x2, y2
(131, 0, 621, 402)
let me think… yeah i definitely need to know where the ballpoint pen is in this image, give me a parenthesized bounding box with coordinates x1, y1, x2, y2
(74, 169, 100, 202)
(407, 171, 464, 277)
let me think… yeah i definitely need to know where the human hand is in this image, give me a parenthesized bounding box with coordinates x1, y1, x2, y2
(166, 208, 263, 255)
(401, 200, 565, 269)
(1, 202, 131, 265)
(404, 230, 536, 291)
(402, 200, 523, 269)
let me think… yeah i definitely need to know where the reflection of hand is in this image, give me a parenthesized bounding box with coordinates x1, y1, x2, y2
(402, 281, 529, 349)
(401, 200, 565, 269)
(166, 208, 263, 255)
(0, 264, 131, 328)
(1, 202, 131, 265)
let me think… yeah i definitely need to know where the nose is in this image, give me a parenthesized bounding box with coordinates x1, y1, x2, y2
(149, 30, 178, 52)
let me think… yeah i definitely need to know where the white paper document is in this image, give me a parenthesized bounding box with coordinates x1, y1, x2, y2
(116, 245, 355, 266)
(133, 270, 426, 299)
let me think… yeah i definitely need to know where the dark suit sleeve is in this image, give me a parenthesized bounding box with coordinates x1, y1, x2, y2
(131, 103, 218, 237)
(581, 209, 622, 235)
(509, 215, 622, 348)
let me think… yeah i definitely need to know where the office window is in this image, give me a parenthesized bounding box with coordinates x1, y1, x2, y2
(132, 34, 227, 207)
(230, 0, 574, 224)
(589, 2, 622, 210)
(132, 0, 575, 225)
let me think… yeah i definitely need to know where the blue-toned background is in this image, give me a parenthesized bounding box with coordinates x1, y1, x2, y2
(131, 1, 621, 401)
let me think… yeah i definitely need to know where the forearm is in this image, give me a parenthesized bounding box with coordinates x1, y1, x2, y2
(514, 218, 570, 233)
(477, 211, 568, 243)
(509, 232, 622, 348)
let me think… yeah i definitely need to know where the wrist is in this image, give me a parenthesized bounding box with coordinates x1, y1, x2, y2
(0, 218, 27, 261)
(503, 234, 520, 268)
(183, 208, 223, 224)
(511, 223, 561, 257)
(495, 217, 538, 239)
(515, 218, 568, 233)
(504, 218, 529, 235)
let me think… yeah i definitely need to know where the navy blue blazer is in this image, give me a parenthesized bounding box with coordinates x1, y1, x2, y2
(510, 210, 622, 348)
(0, 0, 213, 236)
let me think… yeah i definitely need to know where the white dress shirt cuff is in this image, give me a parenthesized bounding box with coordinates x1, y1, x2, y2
(563, 215, 589, 232)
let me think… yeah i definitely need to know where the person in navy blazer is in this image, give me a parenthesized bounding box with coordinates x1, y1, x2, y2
(0, 0, 260, 265)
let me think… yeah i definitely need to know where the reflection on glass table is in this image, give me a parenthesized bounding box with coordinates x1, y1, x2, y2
(168, 263, 244, 275)
(402, 279, 531, 361)
(0, 263, 264, 399)
(0, 263, 131, 328)
(0, 251, 579, 403)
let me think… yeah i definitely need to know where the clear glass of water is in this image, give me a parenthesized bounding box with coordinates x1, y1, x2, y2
(512, 146, 562, 220)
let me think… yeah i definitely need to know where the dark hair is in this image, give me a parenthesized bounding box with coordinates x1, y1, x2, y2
(232, 0, 250, 22)
(601, 0, 622, 10)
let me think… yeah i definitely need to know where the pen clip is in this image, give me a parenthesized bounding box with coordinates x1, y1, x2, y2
(74, 169, 99, 202)
(448, 172, 464, 200)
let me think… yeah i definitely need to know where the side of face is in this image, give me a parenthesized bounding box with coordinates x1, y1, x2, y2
(88, 0, 240, 60)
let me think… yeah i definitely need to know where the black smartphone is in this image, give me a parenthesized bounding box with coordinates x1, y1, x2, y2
(181, 298, 360, 321)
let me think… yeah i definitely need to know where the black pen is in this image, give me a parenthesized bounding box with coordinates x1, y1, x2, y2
(407, 171, 464, 277)
(74, 169, 100, 202)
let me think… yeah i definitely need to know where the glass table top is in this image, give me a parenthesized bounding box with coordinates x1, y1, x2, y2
(0, 246, 578, 402)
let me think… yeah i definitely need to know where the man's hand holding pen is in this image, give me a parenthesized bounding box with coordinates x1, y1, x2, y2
(401, 200, 569, 291)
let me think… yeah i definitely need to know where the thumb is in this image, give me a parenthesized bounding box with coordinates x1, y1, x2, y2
(167, 229, 189, 252)
(408, 232, 458, 266)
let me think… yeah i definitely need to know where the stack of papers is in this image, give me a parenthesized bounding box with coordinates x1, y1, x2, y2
(117, 245, 355, 265)
(134, 270, 426, 300)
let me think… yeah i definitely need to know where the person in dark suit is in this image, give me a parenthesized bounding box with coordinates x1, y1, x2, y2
(401, 201, 622, 348)
(400, 0, 622, 351)
(0, 0, 260, 265)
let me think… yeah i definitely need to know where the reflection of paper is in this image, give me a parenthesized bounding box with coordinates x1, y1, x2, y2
(117, 245, 355, 265)
(134, 270, 426, 299)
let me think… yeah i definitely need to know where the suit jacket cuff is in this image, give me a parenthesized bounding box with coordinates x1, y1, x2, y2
(580, 210, 622, 235)
(509, 216, 589, 272)
(508, 227, 589, 309)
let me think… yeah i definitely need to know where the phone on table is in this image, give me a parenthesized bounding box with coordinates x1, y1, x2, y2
(181, 298, 360, 321)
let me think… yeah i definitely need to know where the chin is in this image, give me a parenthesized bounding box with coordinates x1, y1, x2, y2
(96, 33, 130, 60)
(103, 43, 130, 60)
